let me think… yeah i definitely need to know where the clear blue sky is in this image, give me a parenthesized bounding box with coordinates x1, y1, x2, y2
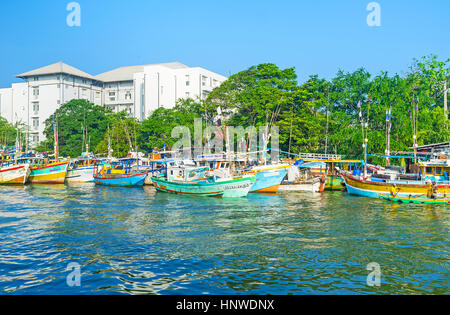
(0, 0, 448, 87)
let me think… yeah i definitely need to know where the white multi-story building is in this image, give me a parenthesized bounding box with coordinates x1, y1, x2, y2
(0, 61, 227, 146)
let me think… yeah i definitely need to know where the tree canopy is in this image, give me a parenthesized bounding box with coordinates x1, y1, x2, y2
(31, 54, 449, 164)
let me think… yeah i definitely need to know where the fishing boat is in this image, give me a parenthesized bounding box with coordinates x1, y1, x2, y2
(248, 163, 290, 193)
(152, 164, 256, 198)
(0, 150, 31, 185)
(196, 153, 289, 194)
(66, 153, 100, 183)
(93, 159, 148, 187)
(279, 165, 325, 192)
(0, 163, 31, 185)
(379, 193, 449, 204)
(27, 115, 70, 184)
(28, 158, 70, 184)
(341, 171, 450, 198)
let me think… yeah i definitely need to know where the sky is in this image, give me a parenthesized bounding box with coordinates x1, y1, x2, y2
(0, 0, 449, 88)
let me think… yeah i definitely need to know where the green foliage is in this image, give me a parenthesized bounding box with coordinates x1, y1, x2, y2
(35, 99, 111, 157)
(95, 111, 140, 158)
(0, 117, 19, 146)
(139, 98, 204, 151)
(206, 56, 450, 163)
(33, 55, 449, 165)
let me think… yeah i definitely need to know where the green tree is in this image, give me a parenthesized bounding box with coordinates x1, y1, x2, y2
(35, 99, 111, 157)
(139, 98, 204, 151)
(0, 117, 19, 147)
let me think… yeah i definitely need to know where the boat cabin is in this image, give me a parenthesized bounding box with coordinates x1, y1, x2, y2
(419, 157, 450, 182)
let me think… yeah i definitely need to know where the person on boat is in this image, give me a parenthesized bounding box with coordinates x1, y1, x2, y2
(431, 182, 438, 199)
(390, 184, 400, 197)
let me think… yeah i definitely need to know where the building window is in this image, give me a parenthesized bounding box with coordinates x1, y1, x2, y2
(435, 167, 443, 175)
(33, 135, 39, 144)
(185, 92, 190, 98)
(32, 87, 39, 100)
(33, 76, 39, 81)
(125, 91, 132, 100)
(33, 102, 39, 113)
(109, 91, 116, 102)
(425, 167, 433, 174)
(161, 86, 164, 95)
(186, 75, 190, 86)
(32, 118, 39, 129)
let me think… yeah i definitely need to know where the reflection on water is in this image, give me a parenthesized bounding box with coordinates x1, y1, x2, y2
(0, 185, 448, 295)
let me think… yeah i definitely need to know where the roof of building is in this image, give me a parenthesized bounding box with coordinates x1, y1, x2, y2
(16, 62, 95, 79)
(94, 62, 190, 82)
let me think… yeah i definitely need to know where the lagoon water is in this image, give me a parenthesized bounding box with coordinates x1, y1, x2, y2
(0, 184, 448, 295)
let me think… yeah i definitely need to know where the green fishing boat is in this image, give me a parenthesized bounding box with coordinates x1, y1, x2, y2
(151, 164, 256, 198)
(379, 193, 449, 204)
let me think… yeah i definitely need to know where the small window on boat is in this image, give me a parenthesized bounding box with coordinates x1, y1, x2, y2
(426, 167, 433, 174)
(170, 170, 174, 176)
(435, 167, 443, 175)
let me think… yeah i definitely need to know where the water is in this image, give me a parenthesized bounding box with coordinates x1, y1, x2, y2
(0, 184, 448, 295)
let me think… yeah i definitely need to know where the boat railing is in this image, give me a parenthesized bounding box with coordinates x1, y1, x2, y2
(297, 153, 342, 160)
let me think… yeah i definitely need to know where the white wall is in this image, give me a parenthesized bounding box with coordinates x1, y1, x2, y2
(136, 65, 227, 119)
(0, 87, 13, 122)
(0, 63, 227, 146)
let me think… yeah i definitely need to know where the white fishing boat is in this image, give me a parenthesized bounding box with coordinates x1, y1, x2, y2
(66, 153, 98, 183)
(279, 165, 325, 192)
(0, 163, 31, 185)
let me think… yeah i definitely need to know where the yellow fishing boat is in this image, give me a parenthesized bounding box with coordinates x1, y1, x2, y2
(342, 172, 450, 198)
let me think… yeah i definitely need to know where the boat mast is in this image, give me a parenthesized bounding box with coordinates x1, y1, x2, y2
(107, 125, 112, 162)
(386, 106, 391, 166)
(325, 87, 330, 155)
(53, 116, 59, 162)
(412, 94, 418, 163)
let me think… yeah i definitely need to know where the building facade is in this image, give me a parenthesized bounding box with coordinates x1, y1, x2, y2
(0, 62, 227, 146)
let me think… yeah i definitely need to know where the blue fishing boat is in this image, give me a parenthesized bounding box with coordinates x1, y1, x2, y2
(93, 159, 147, 187)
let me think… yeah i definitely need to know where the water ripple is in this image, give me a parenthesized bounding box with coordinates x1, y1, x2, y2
(0, 186, 448, 295)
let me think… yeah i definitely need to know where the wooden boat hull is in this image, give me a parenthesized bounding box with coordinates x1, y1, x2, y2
(29, 162, 69, 184)
(66, 166, 95, 183)
(152, 176, 256, 198)
(152, 177, 224, 197)
(94, 172, 147, 187)
(0, 164, 30, 185)
(216, 176, 257, 198)
(249, 165, 289, 193)
(342, 172, 450, 198)
(325, 175, 345, 191)
(279, 181, 321, 193)
(379, 193, 449, 204)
